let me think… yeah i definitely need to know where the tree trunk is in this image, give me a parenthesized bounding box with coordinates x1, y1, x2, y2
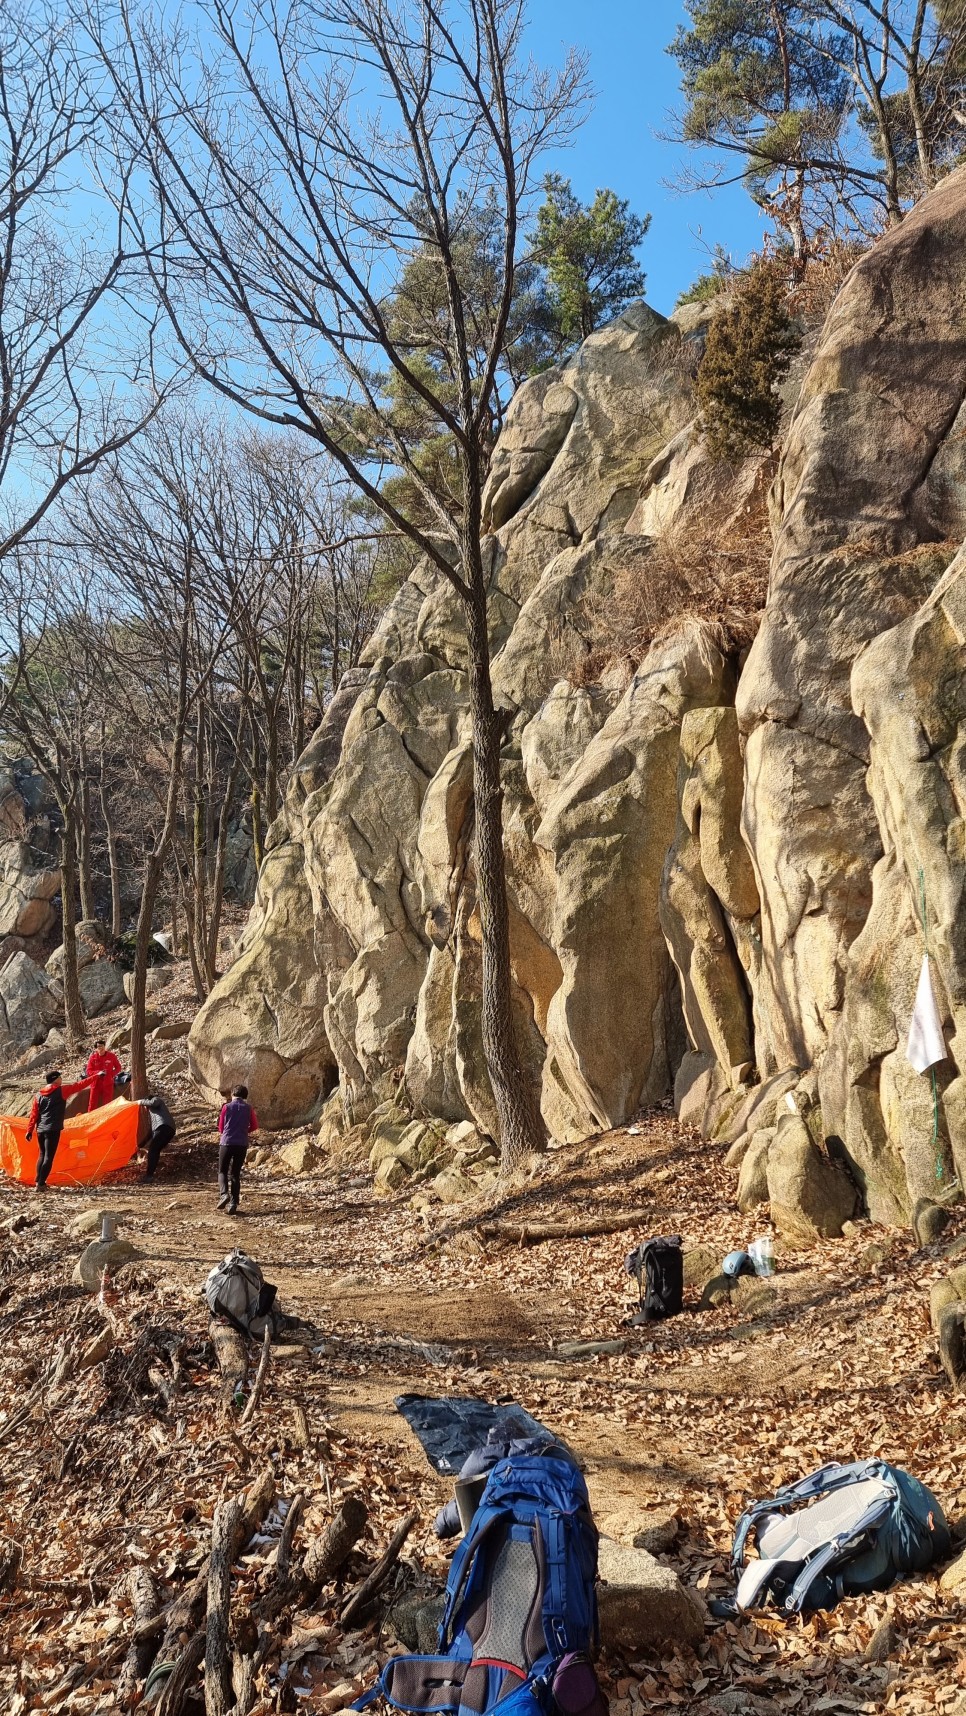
(205, 738, 245, 986)
(59, 805, 87, 1049)
(129, 852, 163, 1099)
(250, 720, 264, 872)
(170, 889, 181, 959)
(462, 571, 544, 1173)
(99, 777, 123, 937)
(180, 882, 208, 1003)
(265, 715, 279, 826)
(78, 769, 96, 923)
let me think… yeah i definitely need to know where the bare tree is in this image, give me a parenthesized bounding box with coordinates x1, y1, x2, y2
(0, 1, 166, 566)
(0, 548, 104, 1045)
(68, 414, 242, 1094)
(99, 0, 587, 1166)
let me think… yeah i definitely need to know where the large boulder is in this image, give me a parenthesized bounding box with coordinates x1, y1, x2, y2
(739, 169, 966, 1078)
(737, 1127, 775, 1213)
(766, 1113, 858, 1246)
(535, 622, 730, 1141)
(659, 705, 759, 1087)
(0, 951, 62, 1048)
(188, 833, 339, 1127)
(0, 764, 60, 958)
(189, 303, 705, 1136)
(47, 921, 127, 1018)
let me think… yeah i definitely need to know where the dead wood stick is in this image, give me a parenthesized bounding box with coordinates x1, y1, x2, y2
(230, 1647, 259, 1716)
(145, 1467, 275, 1655)
(0, 1381, 43, 1448)
(275, 1493, 304, 1579)
(210, 1319, 249, 1415)
(291, 1402, 310, 1450)
(206, 1495, 243, 1716)
(477, 1210, 650, 1245)
(239, 1325, 271, 1426)
(255, 1492, 367, 1624)
(117, 1566, 160, 1709)
(303, 1493, 369, 1591)
(340, 1511, 417, 1625)
(156, 1630, 206, 1716)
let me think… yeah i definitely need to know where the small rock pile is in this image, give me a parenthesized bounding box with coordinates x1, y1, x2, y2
(271, 1097, 500, 1204)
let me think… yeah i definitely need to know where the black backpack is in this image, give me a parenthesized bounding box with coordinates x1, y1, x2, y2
(625, 1236, 683, 1323)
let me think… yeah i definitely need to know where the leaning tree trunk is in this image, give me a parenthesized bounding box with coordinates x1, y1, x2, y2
(129, 852, 164, 1099)
(59, 805, 87, 1049)
(462, 563, 545, 1174)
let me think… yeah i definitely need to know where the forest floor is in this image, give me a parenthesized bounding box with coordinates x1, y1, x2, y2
(1, 1068, 965, 1716)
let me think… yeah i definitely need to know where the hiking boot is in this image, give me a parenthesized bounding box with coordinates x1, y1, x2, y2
(217, 1193, 229, 1210)
(226, 1199, 238, 1215)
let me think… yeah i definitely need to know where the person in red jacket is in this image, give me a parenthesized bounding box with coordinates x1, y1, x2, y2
(26, 1071, 96, 1188)
(85, 1039, 122, 1111)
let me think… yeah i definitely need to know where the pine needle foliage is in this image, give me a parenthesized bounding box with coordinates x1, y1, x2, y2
(696, 264, 801, 460)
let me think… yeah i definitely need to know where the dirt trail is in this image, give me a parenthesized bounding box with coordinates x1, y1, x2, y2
(2, 1111, 965, 1714)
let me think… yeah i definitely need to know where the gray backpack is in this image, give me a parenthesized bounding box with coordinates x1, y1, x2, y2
(204, 1249, 277, 1336)
(731, 1460, 949, 1614)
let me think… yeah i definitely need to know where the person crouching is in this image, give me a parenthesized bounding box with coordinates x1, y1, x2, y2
(217, 1084, 258, 1214)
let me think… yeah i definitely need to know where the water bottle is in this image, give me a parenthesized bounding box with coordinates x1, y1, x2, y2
(749, 1235, 774, 1277)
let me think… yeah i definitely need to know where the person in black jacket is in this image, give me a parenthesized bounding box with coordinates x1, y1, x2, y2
(25, 1070, 95, 1189)
(139, 1094, 177, 1179)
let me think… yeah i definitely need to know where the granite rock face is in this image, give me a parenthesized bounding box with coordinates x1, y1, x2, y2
(189, 168, 966, 1232)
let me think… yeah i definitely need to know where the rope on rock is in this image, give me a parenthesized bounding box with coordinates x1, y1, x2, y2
(918, 866, 944, 1182)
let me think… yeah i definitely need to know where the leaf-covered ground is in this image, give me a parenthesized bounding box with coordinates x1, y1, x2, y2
(0, 1093, 964, 1715)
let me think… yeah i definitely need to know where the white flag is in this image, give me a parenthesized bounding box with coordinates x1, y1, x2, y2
(906, 955, 947, 1074)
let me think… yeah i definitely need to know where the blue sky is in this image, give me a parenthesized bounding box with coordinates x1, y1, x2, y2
(527, 0, 765, 315)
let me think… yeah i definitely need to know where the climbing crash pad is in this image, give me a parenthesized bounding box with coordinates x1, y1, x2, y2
(0, 1097, 141, 1186)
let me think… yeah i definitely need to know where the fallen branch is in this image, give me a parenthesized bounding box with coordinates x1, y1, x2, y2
(256, 1492, 367, 1624)
(206, 1495, 243, 1716)
(303, 1493, 369, 1593)
(118, 1566, 160, 1709)
(275, 1493, 304, 1580)
(340, 1510, 417, 1626)
(156, 1630, 206, 1716)
(0, 1381, 43, 1448)
(239, 1325, 271, 1426)
(142, 1467, 275, 1658)
(476, 1210, 649, 1245)
(210, 1319, 249, 1416)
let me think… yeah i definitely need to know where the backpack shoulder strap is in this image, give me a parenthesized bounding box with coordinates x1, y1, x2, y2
(782, 1489, 896, 1614)
(732, 1463, 881, 1571)
(438, 1503, 506, 1648)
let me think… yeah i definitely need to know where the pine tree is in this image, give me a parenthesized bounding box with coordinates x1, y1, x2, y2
(532, 175, 650, 348)
(670, 1, 966, 247)
(696, 265, 801, 460)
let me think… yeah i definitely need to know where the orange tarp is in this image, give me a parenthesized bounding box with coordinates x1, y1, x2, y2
(0, 1097, 140, 1187)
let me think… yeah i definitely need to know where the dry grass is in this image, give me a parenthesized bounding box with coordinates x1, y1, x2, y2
(568, 469, 775, 686)
(787, 233, 872, 322)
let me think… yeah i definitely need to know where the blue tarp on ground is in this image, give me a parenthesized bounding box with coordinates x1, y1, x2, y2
(395, 1394, 550, 1475)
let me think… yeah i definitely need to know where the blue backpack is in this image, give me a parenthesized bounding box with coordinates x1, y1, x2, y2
(731, 1459, 949, 1614)
(357, 1446, 603, 1716)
